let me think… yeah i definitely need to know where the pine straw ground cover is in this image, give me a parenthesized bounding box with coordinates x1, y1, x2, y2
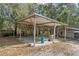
(0, 41, 78, 56)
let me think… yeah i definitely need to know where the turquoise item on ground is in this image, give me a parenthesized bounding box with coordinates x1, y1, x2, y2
(39, 36, 45, 43)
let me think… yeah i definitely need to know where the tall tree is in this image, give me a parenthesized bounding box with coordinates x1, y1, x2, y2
(36, 3, 79, 27)
(0, 3, 34, 36)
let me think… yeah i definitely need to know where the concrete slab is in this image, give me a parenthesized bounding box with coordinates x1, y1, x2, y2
(17, 36, 60, 47)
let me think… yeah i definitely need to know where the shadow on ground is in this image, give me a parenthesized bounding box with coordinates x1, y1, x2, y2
(58, 38, 79, 44)
(0, 37, 23, 48)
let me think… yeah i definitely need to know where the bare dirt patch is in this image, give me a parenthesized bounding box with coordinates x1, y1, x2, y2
(0, 38, 78, 56)
(0, 42, 75, 56)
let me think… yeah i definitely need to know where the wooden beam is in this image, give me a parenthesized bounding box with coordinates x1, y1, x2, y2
(17, 22, 33, 26)
(18, 22, 56, 27)
(16, 14, 35, 22)
(17, 21, 32, 24)
(37, 22, 56, 25)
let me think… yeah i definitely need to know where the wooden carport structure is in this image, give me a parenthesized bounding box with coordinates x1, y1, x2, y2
(17, 13, 67, 46)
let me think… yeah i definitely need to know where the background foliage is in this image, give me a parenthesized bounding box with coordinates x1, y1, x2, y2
(0, 3, 79, 36)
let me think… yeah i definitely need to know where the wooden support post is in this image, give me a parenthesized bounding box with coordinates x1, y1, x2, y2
(53, 24, 56, 41)
(37, 27, 39, 42)
(64, 26, 67, 40)
(57, 26, 59, 38)
(33, 18, 36, 46)
(39, 27, 40, 35)
(36, 27, 38, 37)
(19, 29, 22, 40)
